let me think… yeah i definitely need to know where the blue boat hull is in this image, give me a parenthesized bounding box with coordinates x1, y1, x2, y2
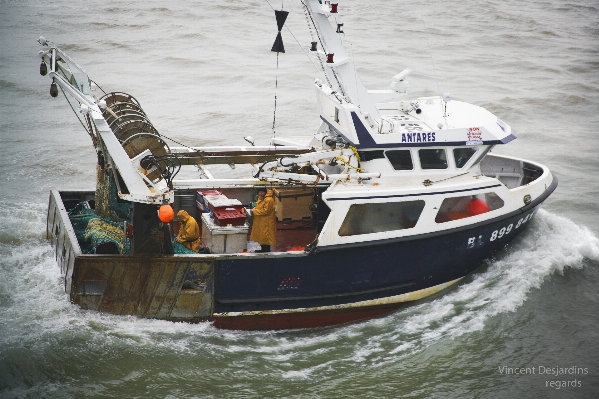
(48, 177, 556, 330)
(212, 177, 557, 329)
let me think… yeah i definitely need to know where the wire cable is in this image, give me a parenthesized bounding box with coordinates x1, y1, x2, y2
(91, 80, 107, 95)
(59, 85, 92, 137)
(420, 13, 442, 96)
(272, 51, 279, 144)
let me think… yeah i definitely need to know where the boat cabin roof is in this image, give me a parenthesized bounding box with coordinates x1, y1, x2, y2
(313, 82, 515, 151)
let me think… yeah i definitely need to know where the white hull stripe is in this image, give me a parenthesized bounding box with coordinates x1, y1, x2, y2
(213, 277, 463, 318)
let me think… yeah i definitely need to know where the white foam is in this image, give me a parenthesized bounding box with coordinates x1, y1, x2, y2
(350, 209, 599, 362)
(267, 209, 599, 371)
(1, 208, 596, 375)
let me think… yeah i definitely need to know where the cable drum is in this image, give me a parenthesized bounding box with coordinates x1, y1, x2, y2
(100, 92, 169, 183)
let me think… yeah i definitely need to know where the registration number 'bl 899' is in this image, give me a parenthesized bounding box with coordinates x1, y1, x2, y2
(467, 211, 535, 249)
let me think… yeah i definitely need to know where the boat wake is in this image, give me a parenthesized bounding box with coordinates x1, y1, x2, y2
(332, 208, 599, 368)
(1, 205, 598, 379)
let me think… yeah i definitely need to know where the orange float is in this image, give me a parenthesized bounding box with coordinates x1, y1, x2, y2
(158, 204, 175, 223)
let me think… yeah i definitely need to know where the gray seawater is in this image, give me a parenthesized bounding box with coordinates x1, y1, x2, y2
(1, 0, 599, 397)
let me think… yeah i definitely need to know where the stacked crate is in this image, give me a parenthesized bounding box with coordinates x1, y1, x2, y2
(197, 190, 249, 254)
(196, 189, 222, 215)
(205, 196, 245, 227)
(197, 190, 247, 226)
(201, 213, 249, 254)
(273, 188, 314, 221)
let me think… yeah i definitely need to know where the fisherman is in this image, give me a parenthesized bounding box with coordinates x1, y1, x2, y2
(250, 188, 277, 252)
(175, 210, 201, 252)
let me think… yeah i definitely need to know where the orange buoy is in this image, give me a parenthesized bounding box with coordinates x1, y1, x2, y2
(158, 204, 175, 223)
(467, 198, 490, 216)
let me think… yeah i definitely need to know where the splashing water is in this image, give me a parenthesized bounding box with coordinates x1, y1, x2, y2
(1, 207, 596, 380)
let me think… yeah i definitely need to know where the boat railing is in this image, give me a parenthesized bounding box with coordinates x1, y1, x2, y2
(480, 154, 544, 189)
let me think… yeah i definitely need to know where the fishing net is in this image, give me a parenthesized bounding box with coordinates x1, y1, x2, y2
(172, 239, 199, 254)
(68, 202, 194, 255)
(85, 218, 127, 253)
(69, 203, 130, 254)
(95, 164, 132, 221)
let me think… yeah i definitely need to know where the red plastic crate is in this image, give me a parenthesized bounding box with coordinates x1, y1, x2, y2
(205, 197, 242, 210)
(212, 207, 247, 226)
(196, 189, 222, 204)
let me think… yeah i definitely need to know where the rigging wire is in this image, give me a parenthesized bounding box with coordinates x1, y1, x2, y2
(301, 1, 332, 82)
(278, 5, 321, 75)
(349, 42, 361, 109)
(302, 0, 337, 89)
(272, 51, 279, 144)
(420, 13, 442, 96)
(91, 79, 107, 95)
(308, 3, 345, 96)
(59, 85, 92, 138)
(156, 132, 198, 152)
(264, 0, 285, 146)
(262, 0, 353, 138)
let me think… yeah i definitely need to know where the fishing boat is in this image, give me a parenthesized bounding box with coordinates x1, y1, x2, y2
(40, 0, 556, 330)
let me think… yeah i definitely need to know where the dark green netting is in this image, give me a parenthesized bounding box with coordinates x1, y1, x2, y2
(172, 239, 198, 254)
(69, 202, 194, 255)
(95, 165, 132, 221)
(69, 203, 130, 254)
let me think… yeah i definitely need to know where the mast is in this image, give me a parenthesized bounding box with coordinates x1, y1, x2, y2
(303, 0, 381, 120)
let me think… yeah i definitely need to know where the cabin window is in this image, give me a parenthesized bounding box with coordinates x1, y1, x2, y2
(453, 148, 477, 168)
(339, 200, 425, 236)
(334, 107, 340, 123)
(470, 145, 493, 166)
(385, 150, 413, 170)
(358, 150, 385, 161)
(435, 192, 504, 223)
(419, 149, 448, 169)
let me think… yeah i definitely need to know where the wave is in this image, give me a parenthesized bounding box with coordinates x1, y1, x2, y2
(0, 209, 596, 370)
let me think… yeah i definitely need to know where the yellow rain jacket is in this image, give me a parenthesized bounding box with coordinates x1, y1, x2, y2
(176, 210, 201, 252)
(250, 189, 277, 246)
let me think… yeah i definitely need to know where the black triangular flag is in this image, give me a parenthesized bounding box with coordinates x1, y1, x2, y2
(271, 10, 288, 53)
(271, 31, 285, 53)
(275, 10, 289, 31)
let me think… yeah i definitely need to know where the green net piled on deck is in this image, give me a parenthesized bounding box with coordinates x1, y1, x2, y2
(68, 202, 195, 255)
(172, 240, 199, 254)
(69, 202, 130, 254)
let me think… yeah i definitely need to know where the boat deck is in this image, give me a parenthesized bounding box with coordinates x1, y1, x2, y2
(271, 220, 317, 252)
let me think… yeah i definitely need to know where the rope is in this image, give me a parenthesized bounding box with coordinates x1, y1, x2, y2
(335, 145, 362, 172)
(424, 172, 470, 186)
(349, 145, 361, 166)
(334, 156, 362, 172)
(335, 146, 362, 172)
